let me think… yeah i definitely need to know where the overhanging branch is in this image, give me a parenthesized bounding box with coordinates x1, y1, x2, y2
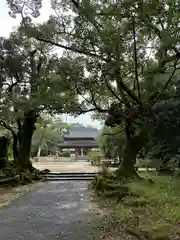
(36, 37, 106, 61)
(115, 69, 140, 104)
(78, 107, 101, 114)
(101, 71, 122, 102)
(151, 59, 178, 107)
(132, 16, 141, 109)
(76, 88, 108, 113)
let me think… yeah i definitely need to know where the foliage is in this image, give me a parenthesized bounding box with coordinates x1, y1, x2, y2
(135, 158, 161, 169)
(7, 0, 42, 19)
(7, 1, 180, 175)
(139, 85, 180, 169)
(31, 116, 69, 156)
(21, 0, 180, 176)
(88, 150, 102, 166)
(0, 25, 80, 169)
(92, 165, 116, 191)
(60, 151, 71, 157)
(96, 125, 125, 159)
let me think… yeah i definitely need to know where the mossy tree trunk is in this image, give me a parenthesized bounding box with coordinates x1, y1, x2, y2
(0, 136, 10, 169)
(117, 122, 148, 178)
(12, 133, 19, 163)
(16, 111, 37, 171)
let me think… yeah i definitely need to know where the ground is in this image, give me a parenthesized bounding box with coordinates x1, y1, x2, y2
(93, 172, 180, 240)
(33, 160, 100, 172)
(0, 182, 45, 209)
(0, 181, 100, 240)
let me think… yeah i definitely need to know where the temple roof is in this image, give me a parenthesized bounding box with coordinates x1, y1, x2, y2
(58, 140, 98, 148)
(64, 126, 99, 139)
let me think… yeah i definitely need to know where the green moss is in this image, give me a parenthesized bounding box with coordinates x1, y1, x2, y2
(93, 172, 180, 239)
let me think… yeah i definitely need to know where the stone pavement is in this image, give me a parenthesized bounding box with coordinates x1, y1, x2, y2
(0, 181, 100, 240)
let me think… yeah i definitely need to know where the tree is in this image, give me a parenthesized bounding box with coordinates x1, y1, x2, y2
(0, 26, 80, 171)
(146, 90, 180, 170)
(8, 0, 180, 177)
(31, 116, 70, 157)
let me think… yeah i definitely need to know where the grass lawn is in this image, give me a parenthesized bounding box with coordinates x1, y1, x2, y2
(93, 172, 180, 240)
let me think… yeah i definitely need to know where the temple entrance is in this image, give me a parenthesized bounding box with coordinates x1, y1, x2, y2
(76, 148, 88, 157)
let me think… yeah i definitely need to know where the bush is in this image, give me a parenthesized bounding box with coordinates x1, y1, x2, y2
(92, 165, 115, 190)
(136, 158, 161, 169)
(60, 151, 71, 157)
(88, 150, 102, 166)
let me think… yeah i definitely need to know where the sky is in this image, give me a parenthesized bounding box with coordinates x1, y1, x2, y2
(0, 0, 102, 129)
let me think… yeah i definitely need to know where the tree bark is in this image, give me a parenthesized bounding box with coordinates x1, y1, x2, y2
(0, 136, 9, 169)
(117, 123, 148, 178)
(12, 133, 19, 163)
(17, 111, 37, 171)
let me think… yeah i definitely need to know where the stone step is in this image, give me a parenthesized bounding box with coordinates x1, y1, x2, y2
(44, 172, 97, 176)
(45, 177, 94, 181)
(43, 172, 98, 181)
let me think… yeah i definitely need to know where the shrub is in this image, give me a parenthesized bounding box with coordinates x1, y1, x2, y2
(60, 151, 71, 157)
(136, 158, 161, 169)
(88, 150, 102, 166)
(92, 165, 113, 190)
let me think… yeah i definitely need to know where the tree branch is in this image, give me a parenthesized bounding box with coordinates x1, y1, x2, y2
(101, 71, 122, 102)
(76, 88, 108, 113)
(36, 37, 106, 61)
(70, 0, 103, 31)
(151, 59, 178, 107)
(78, 107, 102, 114)
(132, 16, 141, 109)
(115, 69, 140, 104)
(0, 121, 16, 137)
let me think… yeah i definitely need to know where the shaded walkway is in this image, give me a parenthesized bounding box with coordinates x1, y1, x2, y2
(0, 181, 100, 240)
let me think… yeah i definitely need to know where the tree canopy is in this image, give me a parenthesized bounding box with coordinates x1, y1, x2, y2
(5, 0, 180, 177)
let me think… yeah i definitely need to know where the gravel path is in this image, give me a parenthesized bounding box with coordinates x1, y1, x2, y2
(0, 181, 100, 240)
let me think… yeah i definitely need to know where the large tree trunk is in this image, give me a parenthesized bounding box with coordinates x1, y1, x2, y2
(0, 136, 9, 169)
(118, 136, 138, 177)
(117, 123, 148, 178)
(12, 133, 19, 163)
(17, 111, 37, 171)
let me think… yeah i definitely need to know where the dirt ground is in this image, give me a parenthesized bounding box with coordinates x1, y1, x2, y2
(33, 161, 101, 172)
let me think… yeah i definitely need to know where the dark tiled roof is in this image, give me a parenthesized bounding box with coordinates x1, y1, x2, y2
(64, 126, 99, 139)
(58, 140, 98, 147)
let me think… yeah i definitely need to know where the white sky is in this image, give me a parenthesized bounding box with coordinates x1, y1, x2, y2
(0, 0, 102, 129)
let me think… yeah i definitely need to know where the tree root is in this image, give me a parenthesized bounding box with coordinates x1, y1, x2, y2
(115, 168, 142, 181)
(0, 175, 20, 186)
(0, 165, 45, 187)
(126, 228, 152, 240)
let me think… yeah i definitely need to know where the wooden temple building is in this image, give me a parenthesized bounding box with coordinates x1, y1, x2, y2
(59, 125, 99, 159)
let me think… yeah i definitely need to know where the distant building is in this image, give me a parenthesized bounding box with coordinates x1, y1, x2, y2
(58, 125, 99, 158)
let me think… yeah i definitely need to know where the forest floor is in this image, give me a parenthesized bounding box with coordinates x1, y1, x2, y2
(92, 172, 180, 240)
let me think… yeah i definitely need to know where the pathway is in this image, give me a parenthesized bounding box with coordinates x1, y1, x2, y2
(0, 181, 100, 240)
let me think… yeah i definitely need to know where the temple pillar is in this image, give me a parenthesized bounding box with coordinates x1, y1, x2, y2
(81, 148, 84, 156)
